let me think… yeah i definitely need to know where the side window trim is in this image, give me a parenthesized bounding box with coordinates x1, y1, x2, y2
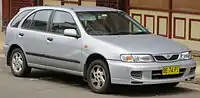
(21, 13, 36, 29)
(10, 9, 33, 28)
(47, 10, 56, 33)
(48, 10, 81, 37)
(20, 9, 53, 32)
(18, 9, 36, 28)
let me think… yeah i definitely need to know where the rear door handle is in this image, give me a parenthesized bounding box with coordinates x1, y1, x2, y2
(19, 33, 24, 36)
(47, 37, 53, 41)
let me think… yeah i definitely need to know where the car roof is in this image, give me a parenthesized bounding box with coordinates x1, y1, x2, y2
(20, 5, 119, 12)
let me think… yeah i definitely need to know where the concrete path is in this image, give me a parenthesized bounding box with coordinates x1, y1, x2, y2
(0, 58, 200, 98)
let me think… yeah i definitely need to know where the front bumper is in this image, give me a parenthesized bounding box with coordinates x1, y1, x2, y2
(107, 59, 196, 85)
(3, 44, 9, 56)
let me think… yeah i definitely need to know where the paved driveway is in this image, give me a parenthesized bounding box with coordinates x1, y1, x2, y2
(1, 58, 200, 98)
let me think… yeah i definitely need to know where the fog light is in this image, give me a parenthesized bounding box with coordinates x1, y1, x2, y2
(189, 67, 196, 75)
(131, 71, 142, 79)
(190, 76, 195, 80)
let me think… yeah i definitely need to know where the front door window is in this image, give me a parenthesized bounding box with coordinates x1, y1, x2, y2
(50, 11, 78, 35)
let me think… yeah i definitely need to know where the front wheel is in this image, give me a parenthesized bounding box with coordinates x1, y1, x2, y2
(87, 60, 111, 93)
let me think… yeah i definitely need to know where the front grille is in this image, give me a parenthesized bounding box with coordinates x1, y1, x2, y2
(154, 54, 179, 61)
(152, 68, 186, 80)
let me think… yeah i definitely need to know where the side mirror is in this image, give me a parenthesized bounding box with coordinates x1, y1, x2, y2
(64, 29, 79, 38)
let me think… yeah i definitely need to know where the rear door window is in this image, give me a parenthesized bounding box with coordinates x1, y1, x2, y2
(21, 10, 52, 32)
(21, 13, 35, 29)
(30, 10, 52, 31)
(11, 10, 33, 27)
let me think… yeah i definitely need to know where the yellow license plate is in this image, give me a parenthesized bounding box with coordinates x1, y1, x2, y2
(162, 66, 180, 75)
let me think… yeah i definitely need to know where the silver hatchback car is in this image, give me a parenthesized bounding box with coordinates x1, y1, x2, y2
(4, 6, 196, 93)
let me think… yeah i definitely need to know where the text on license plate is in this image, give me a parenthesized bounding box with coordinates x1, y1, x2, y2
(162, 66, 180, 75)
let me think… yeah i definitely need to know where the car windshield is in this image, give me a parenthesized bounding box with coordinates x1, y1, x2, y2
(76, 11, 150, 35)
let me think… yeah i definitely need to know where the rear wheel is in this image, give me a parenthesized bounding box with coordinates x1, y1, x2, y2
(9, 48, 31, 77)
(87, 60, 111, 93)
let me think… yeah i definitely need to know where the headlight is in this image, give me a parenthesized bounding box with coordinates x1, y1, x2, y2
(120, 54, 154, 63)
(180, 51, 192, 60)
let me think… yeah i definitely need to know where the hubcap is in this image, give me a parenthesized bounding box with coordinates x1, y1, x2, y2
(11, 52, 23, 73)
(90, 65, 106, 89)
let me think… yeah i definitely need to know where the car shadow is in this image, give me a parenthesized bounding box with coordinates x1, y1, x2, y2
(107, 85, 198, 97)
(26, 69, 198, 97)
(28, 69, 88, 88)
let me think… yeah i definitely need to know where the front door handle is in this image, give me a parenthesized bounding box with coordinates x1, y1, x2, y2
(47, 37, 53, 41)
(19, 33, 24, 36)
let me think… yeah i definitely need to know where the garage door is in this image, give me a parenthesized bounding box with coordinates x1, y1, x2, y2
(2, 0, 33, 30)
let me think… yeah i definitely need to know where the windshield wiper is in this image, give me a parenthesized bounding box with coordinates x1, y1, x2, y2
(109, 31, 151, 35)
(108, 32, 131, 35)
(90, 31, 151, 36)
(134, 31, 151, 35)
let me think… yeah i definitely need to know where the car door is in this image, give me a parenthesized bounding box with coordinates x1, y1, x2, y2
(20, 9, 53, 65)
(43, 10, 82, 71)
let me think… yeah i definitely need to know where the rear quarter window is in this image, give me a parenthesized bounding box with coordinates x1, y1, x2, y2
(10, 9, 33, 28)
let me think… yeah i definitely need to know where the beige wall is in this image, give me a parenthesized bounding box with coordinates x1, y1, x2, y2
(43, 0, 97, 6)
(130, 9, 168, 35)
(172, 13, 200, 51)
(43, 0, 61, 5)
(81, 1, 96, 6)
(130, 9, 200, 51)
(43, 0, 80, 6)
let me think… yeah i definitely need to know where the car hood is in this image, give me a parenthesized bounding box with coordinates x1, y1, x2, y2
(93, 34, 189, 54)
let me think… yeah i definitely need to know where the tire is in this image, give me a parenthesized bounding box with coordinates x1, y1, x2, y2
(87, 59, 111, 93)
(9, 48, 31, 77)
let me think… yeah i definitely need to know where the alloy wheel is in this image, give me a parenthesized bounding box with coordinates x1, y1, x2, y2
(11, 52, 23, 73)
(89, 65, 106, 89)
